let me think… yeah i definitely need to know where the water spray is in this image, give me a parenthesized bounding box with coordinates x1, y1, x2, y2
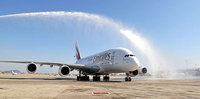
(0, 11, 166, 75)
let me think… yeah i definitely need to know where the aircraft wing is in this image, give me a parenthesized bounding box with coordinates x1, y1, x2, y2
(0, 61, 99, 73)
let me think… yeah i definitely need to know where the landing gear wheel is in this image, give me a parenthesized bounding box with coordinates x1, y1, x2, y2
(93, 75, 101, 81)
(125, 76, 132, 82)
(77, 76, 89, 81)
(103, 75, 110, 81)
(77, 76, 80, 81)
(83, 76, 89, 81)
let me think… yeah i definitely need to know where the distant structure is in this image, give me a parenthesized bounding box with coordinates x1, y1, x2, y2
(2, 70, 22, 74)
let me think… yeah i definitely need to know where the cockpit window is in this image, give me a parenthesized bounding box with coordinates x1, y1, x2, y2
(124, 55, 129, 57)
(124, 54, 135, 57)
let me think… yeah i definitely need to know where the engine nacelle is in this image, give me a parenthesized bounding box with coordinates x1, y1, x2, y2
(138, 67, 147, 74)
(127, 70, 138, 77)
(27, 64, 37, 74)
(58, 66, 70, 76)
(127, 67, 147, 77)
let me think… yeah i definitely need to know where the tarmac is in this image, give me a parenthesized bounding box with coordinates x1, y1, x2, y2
(0, 73, 199, 99)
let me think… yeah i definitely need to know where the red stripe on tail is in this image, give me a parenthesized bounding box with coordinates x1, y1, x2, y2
(75, 42, 81, 60)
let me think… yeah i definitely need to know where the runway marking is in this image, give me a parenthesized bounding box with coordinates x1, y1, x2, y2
(92, 92, 110, 95)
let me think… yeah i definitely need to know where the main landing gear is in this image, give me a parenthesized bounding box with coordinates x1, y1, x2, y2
(77, 75, 89, 81)
(77, 70, 89, 81)
(93, 75, 101, 81)
(76, 75, 104, 81)
(103, 75, 110, 81)
(93, 75, 110, 81)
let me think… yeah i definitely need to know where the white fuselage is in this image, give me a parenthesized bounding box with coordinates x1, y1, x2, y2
(76, 48, 140, 75)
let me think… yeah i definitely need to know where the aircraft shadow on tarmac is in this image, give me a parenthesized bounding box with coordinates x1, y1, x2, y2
(0, 77, 123, 82)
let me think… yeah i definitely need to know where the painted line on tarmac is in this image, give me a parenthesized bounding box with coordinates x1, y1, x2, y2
(92, 92, 110, 95)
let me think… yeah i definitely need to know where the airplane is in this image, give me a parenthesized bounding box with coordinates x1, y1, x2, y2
(11, 70, 17, 75)
(0, 42, 147, 81)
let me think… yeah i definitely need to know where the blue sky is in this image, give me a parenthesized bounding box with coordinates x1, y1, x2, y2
(0, 0, 200, 73)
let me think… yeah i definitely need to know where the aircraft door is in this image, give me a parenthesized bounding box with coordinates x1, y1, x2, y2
(111, 56, 115, 65)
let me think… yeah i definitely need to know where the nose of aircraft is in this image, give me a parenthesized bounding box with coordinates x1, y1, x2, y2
(133, 57, 140, 67)
(129, 57, 140, 69)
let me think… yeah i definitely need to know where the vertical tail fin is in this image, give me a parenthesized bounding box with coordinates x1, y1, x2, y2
(75, 42, 81, 60)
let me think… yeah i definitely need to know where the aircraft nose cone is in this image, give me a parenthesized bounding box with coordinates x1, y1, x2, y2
(133, 57, 140, 67)
(128, 57, 139, 71)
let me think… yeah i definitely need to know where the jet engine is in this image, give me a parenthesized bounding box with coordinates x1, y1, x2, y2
(138, 67, 147, 74)
(27, 64, 37, 74)
(127, 70, 138, 77)
(58, 66, 70, 76)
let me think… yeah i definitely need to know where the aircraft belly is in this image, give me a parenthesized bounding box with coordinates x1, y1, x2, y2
(98, 64, 126, 74)
(100, 63, 138, 74)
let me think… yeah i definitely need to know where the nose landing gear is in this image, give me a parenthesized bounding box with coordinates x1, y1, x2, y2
(125, 73, 132, 81)
(125, 76, 132, 81)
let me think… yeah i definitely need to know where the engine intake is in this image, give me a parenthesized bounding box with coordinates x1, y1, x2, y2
(58, 66, 70, 76)
(131, 70, 138, 75)
(27, 64, 37, 74)
(127, 70, 138, 77)
(139, 67, 147, 74)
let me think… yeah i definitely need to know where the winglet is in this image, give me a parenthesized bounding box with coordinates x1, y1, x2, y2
(75, 42, 81, 60)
